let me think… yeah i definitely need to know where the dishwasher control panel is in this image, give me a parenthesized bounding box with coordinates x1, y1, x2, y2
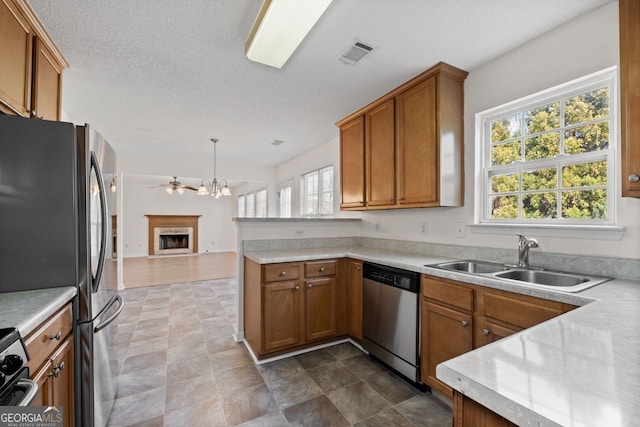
(362, 262, 419, 293)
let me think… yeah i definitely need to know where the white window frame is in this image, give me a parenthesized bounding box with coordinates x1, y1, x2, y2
(255, 188, 267, 218)
(278, 181, 293, 218)
(301, 165, 333, 217)
(475, 67, 618, 229)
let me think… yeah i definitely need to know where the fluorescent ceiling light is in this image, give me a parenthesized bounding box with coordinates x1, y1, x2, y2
(245, 0, 333, 69)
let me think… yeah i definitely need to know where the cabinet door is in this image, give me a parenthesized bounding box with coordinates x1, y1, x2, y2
(366, 99, 396, 207)
(421, 299, 472, 397)
(263, 280, 302, 352)
(32, 37, 63, 120)
(0, 0, 33, 116)
(396, 76, 438, 206)
(305, 277, 336, 342)
(347, 260, 363, 341)
(50, 336, 74, 427)
(340, 116, 366, 209)
(620, 0, 640, 197)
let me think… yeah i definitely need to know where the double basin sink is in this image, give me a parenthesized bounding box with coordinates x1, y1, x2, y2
(428, 260, 611, 292)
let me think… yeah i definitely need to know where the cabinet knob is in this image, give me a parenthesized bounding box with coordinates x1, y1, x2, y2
(461, 320, 469, 327)
(482, 328, 490, 336)
(295, 285, 300, 290)
(49, 332, 62, 341)
(307, 283, 313, 288)
(629, 174, 640, 182)
(388, 197, 394, 202)
(399, 197, 405, 201)
(280, 271, 287, 276)
(319, 267, 325, 272)
(356, 267, 361, 271)
(360, 200, 364, 205)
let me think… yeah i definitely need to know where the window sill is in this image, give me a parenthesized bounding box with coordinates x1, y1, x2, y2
(469, 223, 625, 241)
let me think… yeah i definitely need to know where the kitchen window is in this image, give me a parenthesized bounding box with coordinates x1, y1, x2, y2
(302, 166, 333, 216)
(477, 67, 616, 226)
(255, 188, 267, 218)
(278, 183, 292, 218)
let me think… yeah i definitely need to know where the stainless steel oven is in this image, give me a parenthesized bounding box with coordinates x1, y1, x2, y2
(362, 262, 419, 382)
(0, 328, 37, 406)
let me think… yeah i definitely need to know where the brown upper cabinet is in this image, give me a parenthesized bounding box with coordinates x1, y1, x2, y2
(337, 62, 468, 210)
(620, 0, 640, 197)
(340, 116, 366, 208)
(0, 0, 68, 120)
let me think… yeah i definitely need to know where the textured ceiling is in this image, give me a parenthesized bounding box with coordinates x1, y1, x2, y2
(29, 0, 612, 171)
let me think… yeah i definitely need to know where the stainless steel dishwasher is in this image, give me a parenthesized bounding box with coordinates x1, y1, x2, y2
(362, 262, 420, 382)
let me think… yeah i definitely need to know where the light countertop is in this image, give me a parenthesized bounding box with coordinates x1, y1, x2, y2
(0, 287, 77, 336)
(244, 246, 640, 426)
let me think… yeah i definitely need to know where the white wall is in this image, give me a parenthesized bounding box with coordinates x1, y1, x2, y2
(276, 137, 360, 218)
(121, 176, 236, 257)
(355, 2, 639, 260)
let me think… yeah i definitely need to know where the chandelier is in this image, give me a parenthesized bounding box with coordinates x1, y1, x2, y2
(198, 138, 232, 198)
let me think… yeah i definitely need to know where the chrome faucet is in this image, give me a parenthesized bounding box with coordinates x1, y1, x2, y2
(517, 234, 539, 268)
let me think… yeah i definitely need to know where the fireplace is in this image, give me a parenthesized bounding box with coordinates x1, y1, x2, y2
(145, 215, 201, 256)
(154, 227, 193, 255)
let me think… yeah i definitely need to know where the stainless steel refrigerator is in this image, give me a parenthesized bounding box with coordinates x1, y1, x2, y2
(0, 114, 123, 427)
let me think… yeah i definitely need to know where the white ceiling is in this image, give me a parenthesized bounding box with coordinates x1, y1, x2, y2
(29, 0, 612, 171)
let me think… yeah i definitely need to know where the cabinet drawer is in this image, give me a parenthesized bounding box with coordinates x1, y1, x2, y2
(263, 263, 300, 283)
(484, 292, 563, 330)
(305, 260, 336, 278)
(25, 303, 73, 372)
(422, 276, 473, 312)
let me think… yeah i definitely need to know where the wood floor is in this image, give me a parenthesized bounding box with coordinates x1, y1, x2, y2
(123, 252, 237, 288)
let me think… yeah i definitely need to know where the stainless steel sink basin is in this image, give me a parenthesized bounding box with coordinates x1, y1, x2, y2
(431, 260, 508, 274)
(427, 260, 611, 292)
(494, 269, 588, 287)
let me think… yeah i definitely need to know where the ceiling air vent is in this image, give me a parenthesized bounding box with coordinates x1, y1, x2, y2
(338, 41, 374, 66)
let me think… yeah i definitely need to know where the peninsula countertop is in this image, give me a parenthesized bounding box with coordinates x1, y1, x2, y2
(243, 246, 640, 426)
(0, 287, 77, 336)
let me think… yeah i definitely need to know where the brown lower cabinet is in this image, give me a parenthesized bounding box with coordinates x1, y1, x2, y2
(420, 274, 576, 398)
(453, 392, 517, 427)
(25, 302, 74, 427)
(244, 257, 347, 359)
(347, 259, 363, 341)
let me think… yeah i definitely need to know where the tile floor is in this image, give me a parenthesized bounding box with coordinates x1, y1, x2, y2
(108, 279, 452, 426)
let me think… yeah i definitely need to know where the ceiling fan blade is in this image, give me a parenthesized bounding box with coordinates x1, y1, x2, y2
(148, 184, 169, 188)
(181, 185, 198, 191)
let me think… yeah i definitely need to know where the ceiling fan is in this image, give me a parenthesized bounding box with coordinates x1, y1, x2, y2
(149, 176, 197, 194)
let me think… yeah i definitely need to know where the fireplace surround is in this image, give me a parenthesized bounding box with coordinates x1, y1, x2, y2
(145, 215, 201, 256)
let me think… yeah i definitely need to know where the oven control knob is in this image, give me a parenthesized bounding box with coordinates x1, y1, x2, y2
(0, 372, 5, 388)
(0, 354, 23, 376)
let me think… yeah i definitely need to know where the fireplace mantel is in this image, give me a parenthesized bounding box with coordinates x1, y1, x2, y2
(145, 215, 201, 255)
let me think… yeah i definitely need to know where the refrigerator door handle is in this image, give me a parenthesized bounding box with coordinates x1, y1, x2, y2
(90, 151, 108, 293)
(94, 295, 124, 333)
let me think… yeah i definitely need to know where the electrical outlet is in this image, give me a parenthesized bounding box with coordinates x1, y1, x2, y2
(421, 222, 429, 236)
(295, 230, 304, 236)
(455, 222, 466, 238)
(375, 221, 381, 232)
